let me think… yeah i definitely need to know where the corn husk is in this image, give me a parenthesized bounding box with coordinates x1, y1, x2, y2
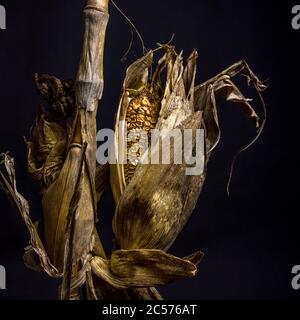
(104, 46, 266, 287)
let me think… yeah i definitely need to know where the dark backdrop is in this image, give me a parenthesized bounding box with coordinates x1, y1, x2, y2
(0, 0, 299, 300)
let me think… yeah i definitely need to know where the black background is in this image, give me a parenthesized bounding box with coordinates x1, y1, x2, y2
(0, 0, 299, 300)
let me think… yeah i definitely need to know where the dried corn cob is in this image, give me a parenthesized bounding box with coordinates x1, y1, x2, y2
(124, 83, 162, 183)
(105, 46, 266, 289)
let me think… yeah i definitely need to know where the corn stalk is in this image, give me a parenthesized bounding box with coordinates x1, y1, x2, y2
(0, 0, 161, 300)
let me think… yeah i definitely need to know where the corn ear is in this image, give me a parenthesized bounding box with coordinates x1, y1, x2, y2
(106, 46, 266, 287)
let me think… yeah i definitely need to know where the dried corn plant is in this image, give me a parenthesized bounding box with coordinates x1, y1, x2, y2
(0, 0, 267, 300)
